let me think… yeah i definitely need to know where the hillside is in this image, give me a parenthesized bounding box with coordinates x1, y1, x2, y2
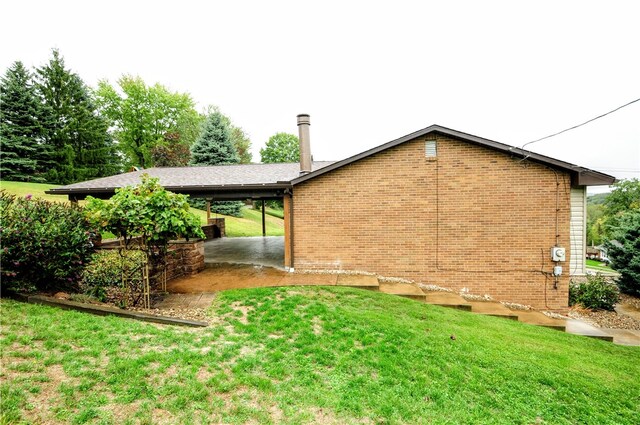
(587, 192, 609, 206)
(2, 287, 639, 424)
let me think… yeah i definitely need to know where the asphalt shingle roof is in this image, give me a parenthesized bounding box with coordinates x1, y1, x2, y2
(48, 162, 335, 196)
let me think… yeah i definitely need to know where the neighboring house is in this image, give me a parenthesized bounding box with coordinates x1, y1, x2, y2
(586, 245, 609, 262)
(48, 117, 615, 310)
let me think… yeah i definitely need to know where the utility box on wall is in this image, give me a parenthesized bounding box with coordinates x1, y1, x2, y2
(551, 247, 566, 262)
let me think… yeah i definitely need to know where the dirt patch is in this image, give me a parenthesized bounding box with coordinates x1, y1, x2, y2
(167, 263, 287, 293)
(196, 366, 215, 382)
(312, 316, 323, 336)
(230, 302, 254, 324)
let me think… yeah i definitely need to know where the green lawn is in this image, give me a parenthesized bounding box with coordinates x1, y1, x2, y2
(190, 207, 284, 237)
(586, 259, 615, 273)
(0, 181, 284, 238)
(2, 287, 638, 424)
(0, 180, 69, 203)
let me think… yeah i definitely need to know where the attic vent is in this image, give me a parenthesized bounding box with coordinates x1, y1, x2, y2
(425, 140, 437, 157)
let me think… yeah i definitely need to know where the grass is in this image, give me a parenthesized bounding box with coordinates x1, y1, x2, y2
(2, 287, 639, 424)
(0, 181, 284, 238)
(0, 181, 68, 203)
(190, 207, 284, 237)
(586, 259, 615, 273)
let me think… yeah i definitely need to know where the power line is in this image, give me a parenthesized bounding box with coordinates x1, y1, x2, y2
(521, 97, 640, 150)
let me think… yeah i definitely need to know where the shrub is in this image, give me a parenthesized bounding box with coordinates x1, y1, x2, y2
(81, 249, 146, 306)
(569, 274, 620, 311)
(189, 197, 244, 217)
(0, 191, 96, 293)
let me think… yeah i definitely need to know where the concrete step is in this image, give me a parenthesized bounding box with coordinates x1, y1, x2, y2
(423, 292, 472, 311)
(565, 319, 614, 342)
(336, 274, 379, 289)
(600, 328, 640, 346)
(378, 282, 427, 302)
(512, 310, 566, 331)
(467, 301, 519, 320)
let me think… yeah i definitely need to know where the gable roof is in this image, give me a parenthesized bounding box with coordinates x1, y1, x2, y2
(291, 125, 615, 186)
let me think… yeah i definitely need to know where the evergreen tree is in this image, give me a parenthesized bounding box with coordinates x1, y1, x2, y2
(35, 49, 119, 183)
(190, 111, 243, 216)
(0, 61, 47, 181)
(191, 112, 239, 165)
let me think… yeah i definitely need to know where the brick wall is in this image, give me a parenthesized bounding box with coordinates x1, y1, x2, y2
(292, 134, 572, 310)
(202, 218, 226, 240)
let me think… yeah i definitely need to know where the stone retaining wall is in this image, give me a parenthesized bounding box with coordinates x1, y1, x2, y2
(97, 238, 205, 285)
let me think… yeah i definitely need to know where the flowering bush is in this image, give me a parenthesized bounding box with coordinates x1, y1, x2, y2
(0, 191, 96, 292)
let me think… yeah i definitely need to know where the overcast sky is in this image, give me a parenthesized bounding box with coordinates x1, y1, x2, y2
(2, 0, 638, 193)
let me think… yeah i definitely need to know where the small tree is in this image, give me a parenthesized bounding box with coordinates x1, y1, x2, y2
(260, 132, 300, 163)
(85, 175, 204, 306)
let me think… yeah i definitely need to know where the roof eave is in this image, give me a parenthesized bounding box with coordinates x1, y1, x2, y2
(291, 124, 617, 186)
(45, 182, 293, 200)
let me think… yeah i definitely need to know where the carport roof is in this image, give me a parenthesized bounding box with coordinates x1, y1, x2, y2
(47, 162, 335, 200)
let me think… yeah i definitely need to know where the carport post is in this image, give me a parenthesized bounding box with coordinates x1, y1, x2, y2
(261, 200, 266, 237)
(206, 201, 211, 222)
(284, 194, 292, 270)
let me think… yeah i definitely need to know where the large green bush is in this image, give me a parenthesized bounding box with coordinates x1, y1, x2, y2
(0, 191, 96, 292)
(604, 210, 640, 296)
(569, 274, 620, 311)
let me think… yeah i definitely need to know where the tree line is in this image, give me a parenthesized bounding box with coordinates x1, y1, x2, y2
(0, 49, 255, 184)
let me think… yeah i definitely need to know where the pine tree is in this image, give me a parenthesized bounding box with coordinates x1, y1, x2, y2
(191, 112, 239, 165)
(35, 49, 119, 183)
(0, 61, 47, 181)
(190, 111, 243, 216)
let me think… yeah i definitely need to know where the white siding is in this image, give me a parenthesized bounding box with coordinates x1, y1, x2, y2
(570, 187, 586, 276)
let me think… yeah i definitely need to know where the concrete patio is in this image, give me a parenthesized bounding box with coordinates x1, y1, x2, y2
(204, 236, 284, 269)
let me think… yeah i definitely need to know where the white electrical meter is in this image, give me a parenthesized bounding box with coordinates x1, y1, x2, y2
(551, 247, 566, 262)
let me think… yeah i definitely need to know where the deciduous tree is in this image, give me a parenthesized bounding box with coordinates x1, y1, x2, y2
(260, 132, 300, 163)
(95, 76, 201, 168)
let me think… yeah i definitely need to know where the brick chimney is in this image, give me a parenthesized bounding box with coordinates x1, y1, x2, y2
(297, 114, 312, 175)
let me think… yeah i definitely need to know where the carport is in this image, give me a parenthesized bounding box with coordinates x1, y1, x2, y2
(46, 161, 334, 270)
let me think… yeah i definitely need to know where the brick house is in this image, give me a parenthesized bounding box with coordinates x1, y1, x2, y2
(49, 116, 614, 309)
